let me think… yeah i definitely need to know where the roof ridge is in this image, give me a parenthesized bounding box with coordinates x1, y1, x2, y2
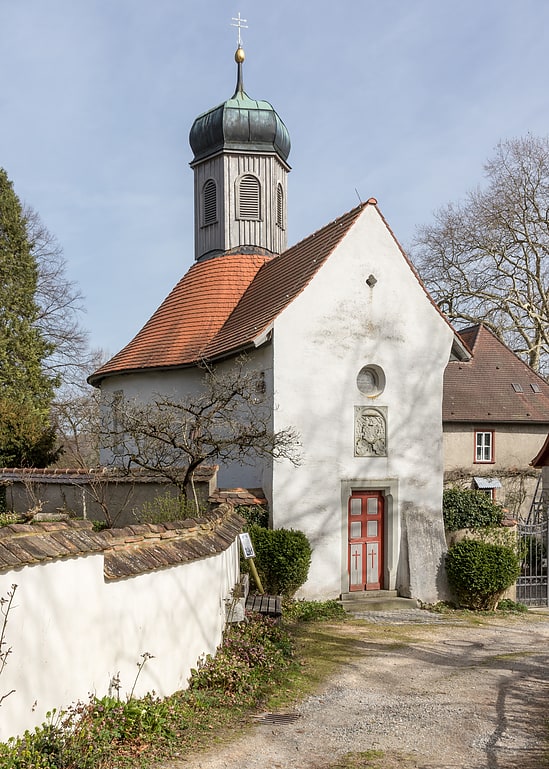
(285, 201, 368, 249)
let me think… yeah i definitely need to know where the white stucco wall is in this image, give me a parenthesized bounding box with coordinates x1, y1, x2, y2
(270, 206, 454, 602)
(0, 540, 239, 741)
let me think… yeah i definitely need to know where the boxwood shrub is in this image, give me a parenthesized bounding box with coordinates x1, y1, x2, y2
(446, 538, 521, 610)
(443, 488, 504, 532)
(247, 525, 312, 597)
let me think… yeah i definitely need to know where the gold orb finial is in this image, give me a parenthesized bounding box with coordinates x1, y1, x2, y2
(235, 46, 245, 63)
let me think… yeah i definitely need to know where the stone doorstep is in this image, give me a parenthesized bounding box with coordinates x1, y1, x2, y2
(339, 590, 420, 612)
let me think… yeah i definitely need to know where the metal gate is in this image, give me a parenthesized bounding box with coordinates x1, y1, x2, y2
(516, 478, 549, 606)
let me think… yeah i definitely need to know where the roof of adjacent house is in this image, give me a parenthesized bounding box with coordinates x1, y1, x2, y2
(89, 202, 369, 384)
(443, 324, 549, 423)
(531, 433, 549, 467)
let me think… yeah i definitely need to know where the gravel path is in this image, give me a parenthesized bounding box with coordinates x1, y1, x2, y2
(164, 609, 549, 769)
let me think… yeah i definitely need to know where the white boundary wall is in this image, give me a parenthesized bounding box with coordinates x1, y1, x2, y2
(0, 539, 239, 741)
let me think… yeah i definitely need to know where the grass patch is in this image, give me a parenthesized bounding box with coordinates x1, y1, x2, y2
(283, 598, 347, 622)
(267, 622, 357, 710)
(429, 599, 528, 616)
(497, 599, 528, 613)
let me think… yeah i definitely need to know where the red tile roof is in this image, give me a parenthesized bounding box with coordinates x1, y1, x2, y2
(209, 487, 267, 506)
(89, 204, 369, 384)
(443, 324, 549, 423)
(0, 507, 244, 579)
(90, 254, 269, 382)
(0, 465, 217, 484)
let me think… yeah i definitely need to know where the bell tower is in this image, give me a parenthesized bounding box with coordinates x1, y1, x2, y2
(189, 42, 291, 262)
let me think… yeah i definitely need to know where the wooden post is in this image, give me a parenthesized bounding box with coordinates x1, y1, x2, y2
(247, 557, 264, 595)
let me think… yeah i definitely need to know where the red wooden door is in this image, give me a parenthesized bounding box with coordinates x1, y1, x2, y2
(348, 491, 384, 591)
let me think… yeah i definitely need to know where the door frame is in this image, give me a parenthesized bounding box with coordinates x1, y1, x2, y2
(340, 479, 400, 595)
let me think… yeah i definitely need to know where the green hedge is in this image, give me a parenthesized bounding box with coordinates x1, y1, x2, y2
(247, 525, 312, 597)
(446, 538, 521, 610)
(443, 488, 504, 532)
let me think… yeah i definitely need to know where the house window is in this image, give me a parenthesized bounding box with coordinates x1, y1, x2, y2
(237, 175, 261, 220)
(475, 431, 494, 463)
(202, 179, 217, 226)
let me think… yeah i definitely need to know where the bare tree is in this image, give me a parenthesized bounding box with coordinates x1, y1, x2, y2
(412, 135, 549, 374)
(101, 359, 301, 508)
(50, 350, 109, 468)
(78, 469, 137, 529)
(0, 584, 17, 707)
(25, 205, 94, 388)
(51, 387, 102, 468)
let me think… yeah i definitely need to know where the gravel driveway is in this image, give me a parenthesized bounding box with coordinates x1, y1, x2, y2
(166, 609, 549, 769)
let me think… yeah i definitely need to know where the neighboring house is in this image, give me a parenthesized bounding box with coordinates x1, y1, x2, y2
(89, 45, 469, 603)
(443, 324, 549, 519)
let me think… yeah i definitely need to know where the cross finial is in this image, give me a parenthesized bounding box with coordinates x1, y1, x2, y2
(231, 12, 248, 48)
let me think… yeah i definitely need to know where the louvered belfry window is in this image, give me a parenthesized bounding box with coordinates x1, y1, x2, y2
(238, 175, 261, 220)
(276, 183, 284, 229)
(202, 179, 217, 226)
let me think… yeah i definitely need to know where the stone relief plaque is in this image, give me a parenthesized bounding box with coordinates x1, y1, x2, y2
(354, 406, 387, 457)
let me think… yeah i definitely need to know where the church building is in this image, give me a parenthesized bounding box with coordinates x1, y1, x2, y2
(90, 44, 469, 602)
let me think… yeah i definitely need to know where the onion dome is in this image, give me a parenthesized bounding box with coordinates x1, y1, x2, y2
(189, 47, 291, 164)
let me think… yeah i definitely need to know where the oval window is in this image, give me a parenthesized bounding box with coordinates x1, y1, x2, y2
(356, 365, 385, 397)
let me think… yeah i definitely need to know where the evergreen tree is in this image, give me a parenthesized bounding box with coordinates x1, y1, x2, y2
(0, 168, 60, 466)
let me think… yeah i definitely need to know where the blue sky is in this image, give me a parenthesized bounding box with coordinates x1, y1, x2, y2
(1, 1, 549, 365)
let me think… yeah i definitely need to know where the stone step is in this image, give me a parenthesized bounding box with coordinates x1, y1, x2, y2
(339, 591, 419, 613)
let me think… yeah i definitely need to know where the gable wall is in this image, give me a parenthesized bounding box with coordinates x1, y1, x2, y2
(270, 206, 454, 601)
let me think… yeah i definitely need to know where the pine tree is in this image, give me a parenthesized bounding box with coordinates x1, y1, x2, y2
(0, 168, 60, 466)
